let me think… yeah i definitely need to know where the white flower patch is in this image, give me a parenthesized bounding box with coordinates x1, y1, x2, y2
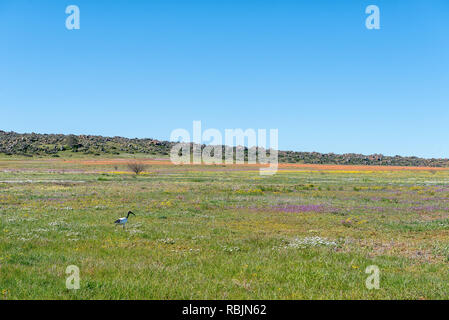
(128, 229, 143, 234)
(222, 245, 240, 253)
(279, 236, 338, 250)
(66, 231, 80, 237)
(158, 238, 175, 244)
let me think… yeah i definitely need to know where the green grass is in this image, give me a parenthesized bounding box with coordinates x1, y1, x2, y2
(1, 158, 449, 299)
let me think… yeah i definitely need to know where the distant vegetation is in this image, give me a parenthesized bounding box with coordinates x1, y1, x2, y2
(0, 130, 172, 157)
(1, 130, 448, 167)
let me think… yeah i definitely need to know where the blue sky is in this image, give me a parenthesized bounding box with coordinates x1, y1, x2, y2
(1, 0, 448, 158)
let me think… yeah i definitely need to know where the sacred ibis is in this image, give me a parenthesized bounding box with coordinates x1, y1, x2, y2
(114, 211, 135, 229)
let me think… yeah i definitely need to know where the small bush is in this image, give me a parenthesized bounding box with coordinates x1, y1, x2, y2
(128, 161, 147, 175)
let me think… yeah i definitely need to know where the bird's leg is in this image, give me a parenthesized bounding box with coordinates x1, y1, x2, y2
(123, 224, 125, 229)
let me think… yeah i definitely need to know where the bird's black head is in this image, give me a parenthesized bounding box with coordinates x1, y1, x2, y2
(127, 211, 135, 217)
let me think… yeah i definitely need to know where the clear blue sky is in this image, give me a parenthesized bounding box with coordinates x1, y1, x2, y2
(1, 0, 448, 158)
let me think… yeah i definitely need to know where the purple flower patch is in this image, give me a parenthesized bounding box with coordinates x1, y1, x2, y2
(270, 204, 328, 213)
(411, 205, 447, 212)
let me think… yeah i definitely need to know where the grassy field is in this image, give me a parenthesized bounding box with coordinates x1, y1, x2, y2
(1, 157, 449, 299)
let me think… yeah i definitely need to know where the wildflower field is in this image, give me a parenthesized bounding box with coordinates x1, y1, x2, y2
(1, 157, 449, 299)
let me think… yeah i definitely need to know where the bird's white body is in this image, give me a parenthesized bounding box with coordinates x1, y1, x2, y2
(115, 217, 128, 225)
(114, 211, 135, 229)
